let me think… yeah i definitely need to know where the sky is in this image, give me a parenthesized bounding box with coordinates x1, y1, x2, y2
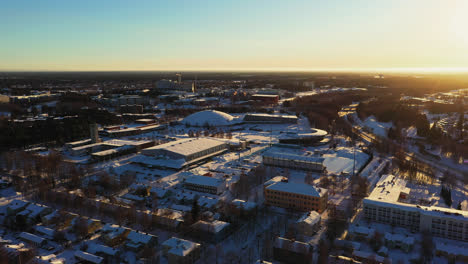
(1, 0, 468, 72)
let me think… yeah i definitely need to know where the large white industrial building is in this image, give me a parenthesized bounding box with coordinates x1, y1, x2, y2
(136, 138, 228, 169)
(363, 174, 468, 241)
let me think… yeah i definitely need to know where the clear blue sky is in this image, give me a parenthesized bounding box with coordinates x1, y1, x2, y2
(1, 0, 468, 71)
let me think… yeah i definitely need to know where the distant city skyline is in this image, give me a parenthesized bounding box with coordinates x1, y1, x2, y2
(2, 0, 468, 72)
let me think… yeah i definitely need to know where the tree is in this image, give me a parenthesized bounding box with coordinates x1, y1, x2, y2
(420, 231, 434, 263)
(191, 199, 200, 222)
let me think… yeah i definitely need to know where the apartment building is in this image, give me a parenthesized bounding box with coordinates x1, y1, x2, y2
(264, 176, 327, 213)
(183, 175, 226, 195)
(363, 174, 468, 241)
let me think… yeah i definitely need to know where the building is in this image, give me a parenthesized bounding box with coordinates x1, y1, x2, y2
(183, 175, 226, 195)
(153, 208, 185, 230)
(264, 176, 328, 213)
(262, 149, 325, 172)
(138, 138, 227, 170)
(190, 220, 230, 243)
(120, 104, 144, 114)
(90, 123, 100, 143)
(74, 250, 103, 264)
(19, 232, 46, 247)
(273, 237, 313, 264)
(156, 79, 195, 93)
(182, 110, 236, 127)
(125, 230, 158, 252)
(296, 211, 321, 236)
(244, 113, 297, 123)
(251, 94, 279, 105)
(162, 237, 201, 264)
(363, 174, 468, 241)
(279, 129, 328, 146)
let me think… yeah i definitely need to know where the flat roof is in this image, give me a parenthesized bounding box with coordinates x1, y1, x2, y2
(162, 237, 200, 257)
(263, 151, 325, 163)
(184, 175, 224, 188)
(143, 137, 226, 157)
(266, 180, 325, 197)
(368, 174, 410, 203)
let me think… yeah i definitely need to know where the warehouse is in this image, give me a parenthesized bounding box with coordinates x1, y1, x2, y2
(138, 138, 227, 169)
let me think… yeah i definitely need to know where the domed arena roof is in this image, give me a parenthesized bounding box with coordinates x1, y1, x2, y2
(182, 110, 235, 127)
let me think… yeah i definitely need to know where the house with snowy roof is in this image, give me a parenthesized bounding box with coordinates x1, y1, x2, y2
(125, 230, 158, 252)
(384, 232, 414, 252)
(100, 224, 130, 247)
(273, 237, 313, 264)
(190, 220, 230, 243)
(6, 199, 29, 215)
(296, 211, 321, 236)
(162, 237, 201, 264)
(19, 232, 46, 247)
(74, 250, 104, 264)
(153, 208, 185, 230)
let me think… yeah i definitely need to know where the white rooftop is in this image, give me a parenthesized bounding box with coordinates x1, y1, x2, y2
(266, 180, 325, 197)
(297, 211, 321, 226)
(182, 110, 235, 126)
(162, 237, 200, 257)
(19, 232, 45, 244)
(143, 137, 226, 157)
(368, 174, 410, 203)
(74, 250, 103, 264)
(184, 175, 224, 188)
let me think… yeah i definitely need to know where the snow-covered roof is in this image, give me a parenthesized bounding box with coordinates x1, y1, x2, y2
(353, 250, 387, 263)
(435, 241, 468, 257)
(368, 174, 410, 203)
(182, 110, 235, 126)
(349, 225, 375, 236)
(74, 250, 103, 264)
(162, 237, 200, 257)
(263, 151, 325, 163)
(142, 137, 226, 158)
(126, 230, 157, 245)
(19, 232, 45, 244)
(384, 232, 414, 245)
(88, 243, 118, 256)
(184, 175, 224, 188)
(364, 175, 468, 220)
(232, 199, 257, 210)
(265, 180, 325, 197)
(297, 211, 321, 226)
(274, 237, 311, 254)
(35, 226, 55, 237)
(7, 199, 29, 211)
(193, 220, 230, 233)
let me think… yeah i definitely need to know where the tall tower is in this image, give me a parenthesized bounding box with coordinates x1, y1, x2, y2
(176, 73, 182, 83)
(90, 123, 100, 143)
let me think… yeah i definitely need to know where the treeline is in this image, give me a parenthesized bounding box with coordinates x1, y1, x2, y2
(0, 117, 89, 149)
(294, 91, 368, 130)
(357, 97, 430, 137)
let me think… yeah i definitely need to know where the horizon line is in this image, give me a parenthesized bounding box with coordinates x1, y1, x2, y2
(2, 67, 468, 74)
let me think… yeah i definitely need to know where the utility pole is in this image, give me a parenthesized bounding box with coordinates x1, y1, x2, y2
(352, 136, 356, 178)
